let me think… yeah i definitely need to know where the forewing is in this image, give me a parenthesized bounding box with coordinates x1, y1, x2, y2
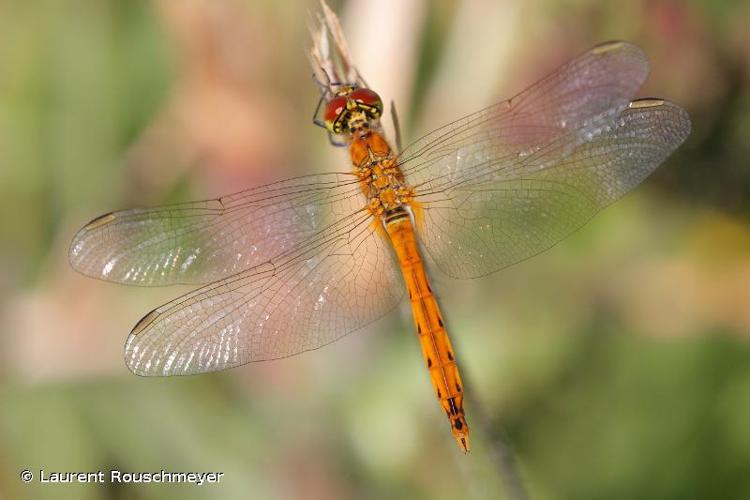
(412, 99, 690, 278)
(399, 41, 650, 189)
(124, 209, 404, 375)
(69, 173, 362, 285)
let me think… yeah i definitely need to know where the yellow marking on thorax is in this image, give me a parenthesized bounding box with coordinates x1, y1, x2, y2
(349, 129, 413, 215)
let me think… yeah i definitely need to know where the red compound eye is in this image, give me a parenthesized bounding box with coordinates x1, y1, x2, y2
(349, 88, 383, 118)
(323, 95, 349, 133)
(322, 88, 384, 134)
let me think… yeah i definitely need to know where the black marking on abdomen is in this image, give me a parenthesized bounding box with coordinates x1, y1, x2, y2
(448, 397, 459, 416)
(384, 207, 409, 224)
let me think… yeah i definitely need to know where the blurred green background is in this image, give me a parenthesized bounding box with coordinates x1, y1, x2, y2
(1, 0, 749, 499)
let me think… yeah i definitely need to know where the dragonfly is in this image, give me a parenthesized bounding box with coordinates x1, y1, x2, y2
(69, 6, 690, 453)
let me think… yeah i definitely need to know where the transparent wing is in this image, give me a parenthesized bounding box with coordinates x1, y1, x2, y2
(69, 173, 363, 285)
(124, 209, 404, 375)
(411, 99, 690, 278)
(399, 42, 690, 278)
(399, 41, 650, 184)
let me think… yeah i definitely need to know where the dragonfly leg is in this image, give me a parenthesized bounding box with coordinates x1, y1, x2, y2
(311, 92, 327, 129)
(310, 79, 347, 147)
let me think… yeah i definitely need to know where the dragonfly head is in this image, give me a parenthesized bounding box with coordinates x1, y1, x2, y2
(324, 87, 383, 135)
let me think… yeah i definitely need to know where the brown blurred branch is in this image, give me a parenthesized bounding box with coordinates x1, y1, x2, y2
(460, 353, 529, 500)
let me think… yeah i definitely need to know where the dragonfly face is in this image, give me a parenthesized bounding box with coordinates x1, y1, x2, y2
(323, 86, 385, 135)
(69, 39, 690, 453)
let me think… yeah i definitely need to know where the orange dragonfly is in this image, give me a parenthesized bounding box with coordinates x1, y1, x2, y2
(69, 9, 690, 453)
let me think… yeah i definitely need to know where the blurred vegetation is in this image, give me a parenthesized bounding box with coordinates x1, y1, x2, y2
(1, 1, 749, 499)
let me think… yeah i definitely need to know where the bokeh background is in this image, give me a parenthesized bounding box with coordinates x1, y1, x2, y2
(1, 0, 749, 499)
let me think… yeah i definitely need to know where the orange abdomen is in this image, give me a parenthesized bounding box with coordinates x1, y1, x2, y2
(385, 215, 470, 452)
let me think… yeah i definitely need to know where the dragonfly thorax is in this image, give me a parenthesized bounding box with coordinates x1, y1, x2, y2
(353, 137, 414, 216)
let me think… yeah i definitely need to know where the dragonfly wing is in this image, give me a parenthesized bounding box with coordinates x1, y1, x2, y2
(399, 41, 650, 184)
(411, 98, 690, 278)
(399, 41, 688, 278)
(124, 209, 404, 375)
(69, 173, 362, 285)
